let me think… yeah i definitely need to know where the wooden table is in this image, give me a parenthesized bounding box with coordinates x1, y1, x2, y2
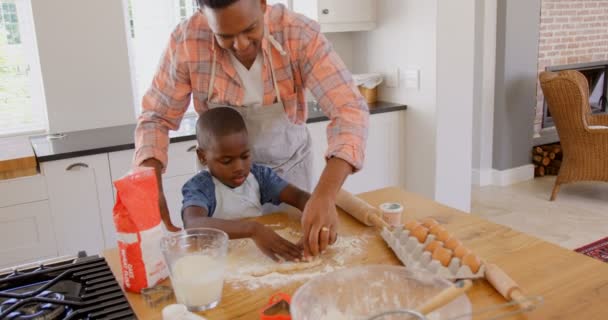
(104, 187, 608, 319)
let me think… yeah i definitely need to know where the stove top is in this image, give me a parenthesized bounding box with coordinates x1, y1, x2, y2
(0, 253, 135, 320)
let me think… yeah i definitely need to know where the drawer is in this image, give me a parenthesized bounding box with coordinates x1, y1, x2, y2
(108, 140, 198, 180)
(166, 140, 199, 178)
(0, 175, 48, 208)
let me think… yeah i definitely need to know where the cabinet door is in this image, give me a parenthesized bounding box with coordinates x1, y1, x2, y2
(316, 0, 375, 25)
(292, 0, 376, 32)
(307, 121, 328, 187)
(42, 154, 114, 255)
(343, 112, 405, 193)
(108, 141, 198, 181)
(162, 174, 194, 229)
(0, 201, 57, 268)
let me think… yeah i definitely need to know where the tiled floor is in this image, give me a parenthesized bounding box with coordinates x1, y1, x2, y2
(471, 176, 608, 250)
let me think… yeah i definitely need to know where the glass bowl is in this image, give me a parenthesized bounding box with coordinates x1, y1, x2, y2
(290, 265, 471, 320)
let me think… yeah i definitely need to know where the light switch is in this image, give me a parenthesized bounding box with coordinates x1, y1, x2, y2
(404, 69, 420, 90)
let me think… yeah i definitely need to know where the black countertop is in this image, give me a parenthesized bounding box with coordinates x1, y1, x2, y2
(31, 101, 406, 162)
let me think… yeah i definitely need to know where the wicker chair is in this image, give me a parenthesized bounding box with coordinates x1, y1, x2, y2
(539, 70, 608, 201)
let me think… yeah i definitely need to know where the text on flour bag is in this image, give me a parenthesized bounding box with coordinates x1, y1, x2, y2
(113, 167, 168, 293)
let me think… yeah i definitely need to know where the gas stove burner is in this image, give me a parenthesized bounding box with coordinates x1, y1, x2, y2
(1, 291, 67, 320)
(0, 254, 135, 319)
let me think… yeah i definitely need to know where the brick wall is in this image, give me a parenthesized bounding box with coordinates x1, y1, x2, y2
(535, 0, 608, 134)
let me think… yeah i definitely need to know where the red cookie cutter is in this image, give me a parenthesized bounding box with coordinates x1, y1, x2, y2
(259, 292, 292, 320)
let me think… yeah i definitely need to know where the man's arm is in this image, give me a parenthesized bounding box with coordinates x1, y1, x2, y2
(134, 27, 193, 231)
(297, 22, 369, 256)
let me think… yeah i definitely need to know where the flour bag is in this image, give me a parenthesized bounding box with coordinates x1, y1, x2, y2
(113, 167, 168, 293)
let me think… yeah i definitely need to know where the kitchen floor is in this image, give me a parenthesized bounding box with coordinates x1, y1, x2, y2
(471, 176, 608, 250)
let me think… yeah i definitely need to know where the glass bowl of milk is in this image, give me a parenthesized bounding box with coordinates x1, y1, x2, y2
(161, 228, 229, 312)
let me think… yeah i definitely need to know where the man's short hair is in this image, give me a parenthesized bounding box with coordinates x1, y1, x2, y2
(196, 107, 247, 149)
(197, 0, 241, 9)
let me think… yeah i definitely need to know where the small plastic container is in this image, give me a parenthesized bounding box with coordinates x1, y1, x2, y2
(380, 202, 404, 227)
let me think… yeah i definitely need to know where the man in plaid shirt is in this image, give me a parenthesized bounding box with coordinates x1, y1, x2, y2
(135, 0, 369, 257)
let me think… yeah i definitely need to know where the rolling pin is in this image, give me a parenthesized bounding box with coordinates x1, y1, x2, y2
(484, 263, 533, 310)
(335, 189, 390, 229)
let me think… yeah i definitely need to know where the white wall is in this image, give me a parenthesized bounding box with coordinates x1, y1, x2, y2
(472, 0, 497, 186)
(434, 0, 476, 212)
(324, 33, 355, 70)
(351, 0, 438, 199)
(31, 0, 136, 133)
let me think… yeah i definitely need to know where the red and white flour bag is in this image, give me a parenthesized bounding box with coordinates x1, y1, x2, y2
(113, 167, 168, 293)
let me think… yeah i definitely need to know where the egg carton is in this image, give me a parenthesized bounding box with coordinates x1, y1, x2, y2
(380, 227, 485, 280)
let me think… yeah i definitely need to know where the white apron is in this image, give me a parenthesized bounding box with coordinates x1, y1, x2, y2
(198, 33, 314, 214)
(212, 173, 263, 219)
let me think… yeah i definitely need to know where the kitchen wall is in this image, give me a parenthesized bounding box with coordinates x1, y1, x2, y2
(471, 0, 496, 186)
(434, 0, 476, 211)
(350, 0, 439, 200)
(492, 0, 541, 171)
(31, 0, 136, 133)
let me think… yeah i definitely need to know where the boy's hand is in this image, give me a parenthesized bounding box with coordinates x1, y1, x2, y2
(252, 224, 303, 262)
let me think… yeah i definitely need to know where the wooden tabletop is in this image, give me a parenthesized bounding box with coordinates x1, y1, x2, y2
(103, 187, 608, 320)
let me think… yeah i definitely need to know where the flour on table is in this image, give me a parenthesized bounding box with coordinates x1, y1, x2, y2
(225, 228, 365, 290)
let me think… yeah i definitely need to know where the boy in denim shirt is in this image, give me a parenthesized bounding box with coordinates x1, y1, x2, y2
(182, 107, 310, 261)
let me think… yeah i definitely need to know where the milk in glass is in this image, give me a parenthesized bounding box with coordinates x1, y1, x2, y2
(170, 255, 225, 308)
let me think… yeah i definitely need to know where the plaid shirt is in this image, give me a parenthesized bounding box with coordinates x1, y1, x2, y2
(135, 4, 369, 171)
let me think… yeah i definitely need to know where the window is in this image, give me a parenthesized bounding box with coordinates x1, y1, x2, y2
(0, 0, 46, 136)
(127, 0, 198, 116)
(127, 0, 290, 116)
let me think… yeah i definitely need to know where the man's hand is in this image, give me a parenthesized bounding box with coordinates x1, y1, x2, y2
(301, 157, 353, 257)
(252, 224, 303, 262)
(301, 194, 339, 257)
(141, 158, 181, 232)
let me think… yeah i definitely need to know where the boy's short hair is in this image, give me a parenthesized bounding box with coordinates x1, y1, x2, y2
(196, 107, 247, 149)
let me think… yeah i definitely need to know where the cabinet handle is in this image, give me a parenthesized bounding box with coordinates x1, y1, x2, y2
(322, 8, 329, 14)
(65, 163, 89, 171)
(187, 145, 197, 152)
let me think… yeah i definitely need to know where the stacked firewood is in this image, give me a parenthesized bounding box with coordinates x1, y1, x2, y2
(533, 143, 562, 177)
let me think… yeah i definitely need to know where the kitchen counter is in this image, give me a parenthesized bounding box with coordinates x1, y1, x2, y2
(104, 187, 608, 320)
(0, 136, 38, 180)
(30, 101, 406, 162)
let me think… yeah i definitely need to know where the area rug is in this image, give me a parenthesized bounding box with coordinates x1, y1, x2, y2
(575, 237, 608, 263)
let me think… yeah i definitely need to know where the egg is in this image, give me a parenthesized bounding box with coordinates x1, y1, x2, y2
(444, 237, 462, 251)
(425, 240, 443, 253)
(453, 245, 471, 259)
(429, 224, 446, 236)
(421, 217, 439, 228)
(436, 229, 451, 242)
(411, 225, 429, 243)
(462, 253, 481, 273)
(404, 220, 421, 232)
(432, 247, 453, 267)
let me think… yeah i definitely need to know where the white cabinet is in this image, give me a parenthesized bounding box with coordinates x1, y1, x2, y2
(292, 0, 376, 33)
(0, 201, 57, 268)
(0, 174, 57, 268)
(308, 111, 406, 194)
(109, 141, 199, 230)
(42, 154, 114, 255)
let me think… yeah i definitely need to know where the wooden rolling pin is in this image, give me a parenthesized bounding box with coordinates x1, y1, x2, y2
(484, 263, 533, 310)
(335, 189, 390, 228)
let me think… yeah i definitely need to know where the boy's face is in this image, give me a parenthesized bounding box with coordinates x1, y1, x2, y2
(197, 131, 252, 188)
